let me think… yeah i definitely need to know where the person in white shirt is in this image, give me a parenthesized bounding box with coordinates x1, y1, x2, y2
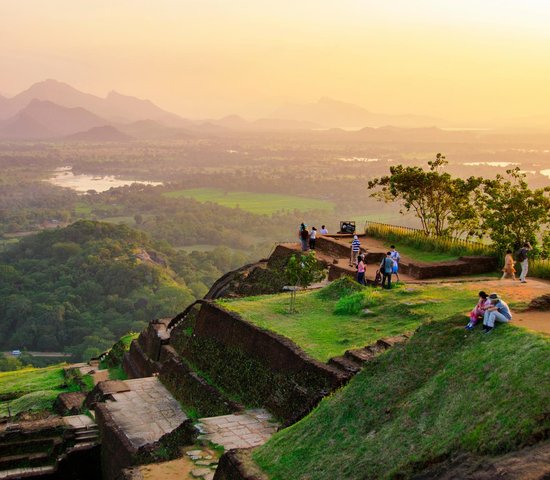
(309, 227, 317, 250)
(320, 225, 328, 235)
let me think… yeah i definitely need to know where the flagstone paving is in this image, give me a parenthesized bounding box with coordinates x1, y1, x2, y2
(196, 409, 278, 450)
(103, 377, 188, 449)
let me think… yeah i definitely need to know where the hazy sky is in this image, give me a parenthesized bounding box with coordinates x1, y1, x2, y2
(2, 0, 550, 121)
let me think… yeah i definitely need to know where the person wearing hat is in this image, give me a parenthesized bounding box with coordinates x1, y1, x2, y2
(482, 293, 512, 333)
(350, 235, 361, 266)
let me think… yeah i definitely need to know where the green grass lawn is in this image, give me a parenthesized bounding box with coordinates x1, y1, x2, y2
(254, 318, 550, 479)
(162, 188, 334, 215)
(217, 281, 490, 362)
(0, 365, 69, 417)
(393, 243, 459, 262)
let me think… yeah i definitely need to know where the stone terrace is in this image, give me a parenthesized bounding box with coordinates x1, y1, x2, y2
(100, 377, 187, 448)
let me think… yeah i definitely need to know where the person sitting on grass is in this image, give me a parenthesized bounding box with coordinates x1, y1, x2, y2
(357, 254, 366, 285)
(482, 293, 512, 334)
(465, 291, 491, 330)
(380, 252, 394, 289)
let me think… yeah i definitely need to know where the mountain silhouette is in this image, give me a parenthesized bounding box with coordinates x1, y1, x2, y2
(271, 97, 448, 128)
(64, 125, 134, 142)
(0, 79, 191, 127)
(0, 100, 107, 138)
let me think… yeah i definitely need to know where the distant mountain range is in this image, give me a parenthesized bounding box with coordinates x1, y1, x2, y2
(1, 79, 547, 140)
(271, 97, 449, 129)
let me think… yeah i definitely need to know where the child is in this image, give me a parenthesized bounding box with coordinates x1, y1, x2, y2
(501, 249, 516, 280)
(465, 291, 491, 330)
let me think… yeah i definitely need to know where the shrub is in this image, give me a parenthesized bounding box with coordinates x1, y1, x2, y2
(317, 276, 364, 300)
(334, 289, 381, 315)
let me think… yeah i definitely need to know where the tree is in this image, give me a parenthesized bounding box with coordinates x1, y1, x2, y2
(284, 252, 326, 313)
(480, 168, 550, 254)
(367, 154, 483, 237)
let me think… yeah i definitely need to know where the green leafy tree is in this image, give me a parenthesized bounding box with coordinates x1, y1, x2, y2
(480, 168, 550, 255)
(284, 252, 326, 313)
(368, 154, 483, 237)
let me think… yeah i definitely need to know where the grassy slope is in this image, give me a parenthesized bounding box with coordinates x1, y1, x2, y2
(0, 365, 68, 417)
(162, 188, 333, 215)
(218, 284, 483, 362)
(254, 319, 550, 479)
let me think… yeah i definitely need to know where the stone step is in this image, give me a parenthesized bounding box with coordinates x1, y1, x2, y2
(0, 465, 56, 479)
(0, 451, 50, 470)
(74, 431, 99, 441)
(0, 437, 60, 457)
(328, 356, 362, 374)
(376, 334, 410, 349)
(344, 348, 376, 365)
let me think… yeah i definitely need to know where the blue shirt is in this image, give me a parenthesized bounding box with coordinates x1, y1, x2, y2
(494, 300, 512, 320)
(351, 239, 361, 252)
(381, 257, 393, 273)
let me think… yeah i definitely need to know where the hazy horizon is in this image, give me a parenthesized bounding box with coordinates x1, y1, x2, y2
(2, 0, 550, 123)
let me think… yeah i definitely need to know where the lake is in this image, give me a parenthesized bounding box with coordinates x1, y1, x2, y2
(47, 167, 163, 193)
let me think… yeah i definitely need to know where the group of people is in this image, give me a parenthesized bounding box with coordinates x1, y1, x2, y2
(350, 235, 400, 289)
(502, 242, 532, 283)
(466, 291, 512, 334)
(298, 223, 328, 251)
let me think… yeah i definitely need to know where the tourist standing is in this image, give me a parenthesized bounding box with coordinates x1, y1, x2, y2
(350, 235, 361, 266)
(357, 254, 366, 285)
(482, 293, 512, 333)
(320, 225, 328, 235)
(390, 245, 401, 282)
(517, 242, 532, 283)
(380, 252, 394, 289)
(501, 249, 516, 280)
(309, 227, 317, 250)
(299, 223, 309, 251)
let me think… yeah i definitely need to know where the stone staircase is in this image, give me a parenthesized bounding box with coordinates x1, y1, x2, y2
(0, 415, 100, 479)
(328, 334, 411, 377)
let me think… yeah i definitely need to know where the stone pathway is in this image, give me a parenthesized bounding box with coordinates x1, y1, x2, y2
(196, 409, 278, 450)
(137, 446, 219, 480)
(103, 377, 188, 448)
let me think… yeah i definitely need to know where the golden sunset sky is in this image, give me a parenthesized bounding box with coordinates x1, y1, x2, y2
(2, 0, 550, 121)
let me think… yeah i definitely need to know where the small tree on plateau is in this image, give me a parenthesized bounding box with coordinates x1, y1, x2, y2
(481, 168, 550, 255)
(367, 153, 483, 238)
(284, 252, 326, 313)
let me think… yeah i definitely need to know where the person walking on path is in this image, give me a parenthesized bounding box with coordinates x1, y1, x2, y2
(309, 227, 317, 250)
(390, 245, 401, 283)
(482, 293, 512, 334)
(517, 242, 532, 283)
(350, 235, 361, 266)
(320, 225, 328, 235)
(357, 254, 366, 285)
(299, 223, 309, 251)
(501, 249, 516, 280)
(380, 252, 394, 289)
(465, 291, 491, 330)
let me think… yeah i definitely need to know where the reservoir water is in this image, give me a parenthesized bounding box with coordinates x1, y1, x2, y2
(47, 167, 163, 193)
